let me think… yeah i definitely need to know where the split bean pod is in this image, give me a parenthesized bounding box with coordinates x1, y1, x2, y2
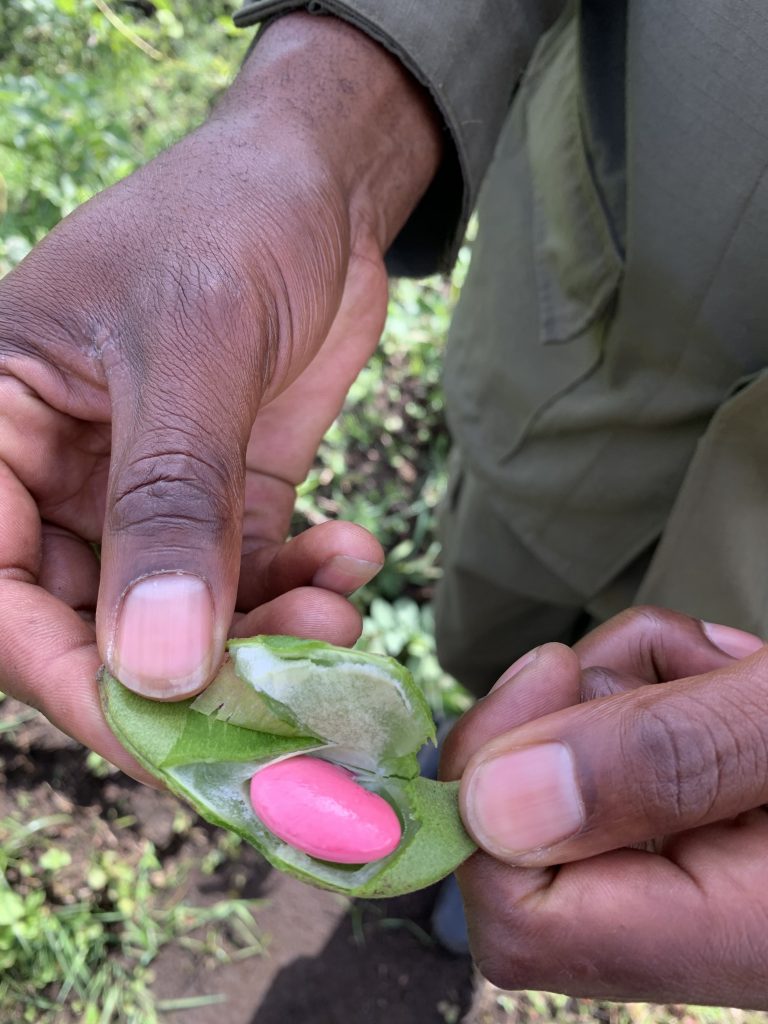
(101, 636, 476, 896)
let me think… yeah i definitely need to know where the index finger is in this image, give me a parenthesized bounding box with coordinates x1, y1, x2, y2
(440, 643, 582, 781)
(573, 605, 763, 682)
(0, 457, 157, 785)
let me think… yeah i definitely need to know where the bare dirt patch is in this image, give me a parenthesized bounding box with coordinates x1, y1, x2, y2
(1, 698, 472, 1023)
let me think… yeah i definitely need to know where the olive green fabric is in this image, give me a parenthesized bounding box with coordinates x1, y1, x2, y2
(434, 449, 654, 697)
(443, 0, 768, 656)
(234, 1, 768, 680)
(636, 371, 768, 634)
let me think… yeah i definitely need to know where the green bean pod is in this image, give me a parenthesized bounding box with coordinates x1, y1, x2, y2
(101, 636, 476, 897)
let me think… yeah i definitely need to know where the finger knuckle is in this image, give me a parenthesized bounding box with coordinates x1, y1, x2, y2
(621, 605, 668, 631)
(473, 926, 532, 992)
(110, 450, 238, 539)
(474, 944, 519, 992)
(622, 696, 724, 825)
(621, 603, 707, 651)
(112, 256, 275, 393)
(580, 665, 624, 701)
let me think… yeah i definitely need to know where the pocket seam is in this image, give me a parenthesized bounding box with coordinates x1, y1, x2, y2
(524, 17, 624, 345)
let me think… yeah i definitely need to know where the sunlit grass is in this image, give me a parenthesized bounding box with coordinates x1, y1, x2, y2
(0, 812, 265, 1024)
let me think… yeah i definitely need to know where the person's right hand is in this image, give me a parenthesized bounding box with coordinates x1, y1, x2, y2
(0, 14, 440, 781)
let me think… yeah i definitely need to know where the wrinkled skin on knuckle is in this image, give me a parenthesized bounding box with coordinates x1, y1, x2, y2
(588, 605, 669, 647)
(693, 678, 768, 811)
(621, 694, 724, 828)
(109, 451, 241, 543)
(159, 261, 272, 401)
(579, 664, 637, 700)
(616, 606, 673, 674)
(617, 605, 668, 631)
(249, 176, 351, 389)
(577, 605, 705, 682)
(161, 252, 255, 346)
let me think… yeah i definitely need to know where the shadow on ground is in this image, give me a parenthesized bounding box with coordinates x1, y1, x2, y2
(153, 859, 472, 1024)
(248, 885, 471, 1024)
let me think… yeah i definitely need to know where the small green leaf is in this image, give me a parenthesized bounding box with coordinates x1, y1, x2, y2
(39, 848, 72, 872)
(0, 891, 25, 926)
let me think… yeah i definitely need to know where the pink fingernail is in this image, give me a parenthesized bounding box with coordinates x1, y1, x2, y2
(465, 743, 584, 858)
(113, 574, 215, 698)
(312, 555, 382, 594)
(702, 621, 764, 660)
(489, 648, 540, 693)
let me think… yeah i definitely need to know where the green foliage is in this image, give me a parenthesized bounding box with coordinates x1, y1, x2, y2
(0, 0, 249, 273)
(360, 597, 472, 716)
(296, 269, 467, 592)
(0, 812, 265, 1023)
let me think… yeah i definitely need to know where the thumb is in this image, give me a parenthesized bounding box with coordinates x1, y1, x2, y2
(460, 641, 768, 866)
(97, 352, 253, 700)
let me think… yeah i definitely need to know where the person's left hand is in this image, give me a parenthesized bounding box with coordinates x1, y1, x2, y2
(441, 607, 768, 1007)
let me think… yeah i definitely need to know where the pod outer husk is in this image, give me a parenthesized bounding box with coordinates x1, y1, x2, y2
(100, 637, 476, 897)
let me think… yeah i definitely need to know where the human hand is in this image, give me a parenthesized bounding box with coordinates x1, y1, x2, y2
(0, 14, 440, 781)
(441, 608, 768, 1006)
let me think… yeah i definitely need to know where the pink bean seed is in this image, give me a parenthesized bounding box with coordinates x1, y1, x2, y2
(249, 755, 402, 864)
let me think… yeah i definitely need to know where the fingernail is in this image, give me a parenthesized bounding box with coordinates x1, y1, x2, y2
(312, 555, 382, 595)
(702, 621, 764, 659)
(465, 742, 584, 858)
(489, 648, 540, 693)
(113, 574, 215, 698)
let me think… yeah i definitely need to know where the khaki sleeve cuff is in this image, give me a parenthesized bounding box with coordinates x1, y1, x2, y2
(234, 0, 561, 275)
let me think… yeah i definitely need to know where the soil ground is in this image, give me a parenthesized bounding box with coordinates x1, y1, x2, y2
(5, 698, 763, 1024)
(0, 697, 473, 1024)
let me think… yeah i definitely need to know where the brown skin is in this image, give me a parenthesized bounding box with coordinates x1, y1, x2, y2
(441, 608, 768, 1007)
(0, 13, 440, 780)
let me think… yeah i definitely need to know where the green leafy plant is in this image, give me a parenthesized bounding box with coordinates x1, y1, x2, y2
(0, 0, 249, 275)
(0, 812, 265, 1024)
(102, 635, 476, 898)
(360, 596, 472, 717)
